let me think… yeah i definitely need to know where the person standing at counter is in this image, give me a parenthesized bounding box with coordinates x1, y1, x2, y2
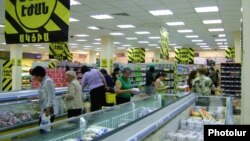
(145, 66, 155, 95)
(31, 66, 57, 124)
(81, 66, 108, 111)
(111, 67, 121, 86)
(63, 71, 83, 118)
(155, 72, 169, 94)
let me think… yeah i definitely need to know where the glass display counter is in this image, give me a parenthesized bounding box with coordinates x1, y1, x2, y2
(0, 94, 233, 141)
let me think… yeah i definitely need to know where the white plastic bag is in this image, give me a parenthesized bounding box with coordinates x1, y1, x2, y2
(40, 114, 51, 132)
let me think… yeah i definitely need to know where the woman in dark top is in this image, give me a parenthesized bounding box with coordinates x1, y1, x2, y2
(100, 69, 114, 92)
(188, 70, 197, 90)
(111, 67, 121, 86)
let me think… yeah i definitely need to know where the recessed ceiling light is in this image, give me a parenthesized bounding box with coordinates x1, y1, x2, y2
(92, 42, 101, 45)
(0, 24, 5, 27)
(195, 6, 219, 13)
(218, 34, 226, 37)
(203, 48, 212, 50)
(69, 17, 79, 22)
(200, 46, 209, 48)
(219, 45, 229, 48)
(70, 0, 81, 6)
(217, 42, 223, 45)
(113, 42, 121, 44)
(83, 45, 92, 48)
(148, 36, 160, 39)
(215, 39, 227, 42)
(126, 37, 137, 40)
(138, 41, 149, 44)
(192, 40, 203, 42)
(208, 28, 224, 32)
(109, 32, 124, 36)
(166, 22, 185, 26)
(90, 14, 113, 20)
(76, 39, 87, 42)
(148, 44, 157, 46)
(117, 25, 135, 28)
(203, 19, 222, 24)
(88, 26, 100, 30)
(156, 47, 160, 48)
(149, 10, 173, 16)
(0, 48, 6, 51)
(93, 38, 100, 41)
(169, 44, 177, 46)
(186, 35, 199, 38)
(75, 34, 89, 37)
(33, 44, 42, 47)
(196, 43, 207, 45)
(69, 43, 78, 46)
(122, 44, 132, 47)
(177, 29, 193, 33)
(135, 31, 150, 34)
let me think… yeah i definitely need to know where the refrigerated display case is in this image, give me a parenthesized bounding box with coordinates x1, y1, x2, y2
(0, 94, 233, 141)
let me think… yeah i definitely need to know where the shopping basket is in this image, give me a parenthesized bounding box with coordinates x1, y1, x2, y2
(105, 92, 116, 105)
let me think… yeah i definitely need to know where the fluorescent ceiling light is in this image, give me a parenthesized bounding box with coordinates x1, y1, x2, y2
(122, 44, 132, 47)
(166, 22, 185, 26)
(70, 0, 81, 6)
(83, 45, 92, 48)
(0, 24, 4, 27)
(203, 19, 222, 24)
(224, 43, 228, 45)
(218, 34, 226, 37)
(138, 41, 149, 44)
(148, 44, 157, 46)
(94, 38, 101, 41)
(37, 47, 45, 49)
(126, 37, 137, 40)
(200, 46, 209, 48)
(169, 44, 177, 46)
(149, 10, 173, 16)
(217, 42, 223, 45)
(203, 48, 212, 50)
(192, 40, 203, 42)
(186, 35, 199, 38)
(196, 43, 207, 45)
(195, 6, 219, 13)
(113, 42, 121, 44)
(208, 28, 224, 32)
(33, 44, 42, 47)
(76, 39, 87, 42)
(117, 25, 135, 28)
(219, 45, 229, 48)
(0, 48, 6, 51)
(156, 47, 160, 48)
(88, 26, 100, 30)
(69, 43, 78, 46)
(215, 39, 227, 42)
(174, 46, 182, 48)
(92, 42, 101, 45)
(117, 47, 126, 49)
(75, 34, 89, 37)
(90, 14, 113, 20)
(135, 31, 150, 34)
(148, 36, 160, 39)
(109, 32, 124, 36)
(177, 30, 193, 33)
(69, 17, 79, 22)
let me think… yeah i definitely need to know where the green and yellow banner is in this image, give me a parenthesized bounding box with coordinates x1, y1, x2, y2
(49, 42, 73, 61)
(128, 48, 145, 63)
(2, 59, 14, 91)
(226, 47, 235, 59)
(175, 48, 194, 64)
(160, 27, 169, 60)
(4, 0, 70, 44)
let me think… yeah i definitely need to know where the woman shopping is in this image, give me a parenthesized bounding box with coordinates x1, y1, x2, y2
(155, 72, 169, 94)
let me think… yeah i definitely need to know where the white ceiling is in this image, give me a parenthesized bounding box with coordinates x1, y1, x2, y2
(0, 0, 242, 53)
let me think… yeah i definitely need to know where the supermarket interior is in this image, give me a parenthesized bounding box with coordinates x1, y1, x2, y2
(0, 0, 250, 141)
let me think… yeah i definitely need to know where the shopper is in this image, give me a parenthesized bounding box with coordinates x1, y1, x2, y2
(100, 69, 114, 91)
(192, 68, 217, 96)
(111, 67, 121, 86)
(31, 66, 57, 124)
(145, 66, 155, 95)
(187, 70, 198, 90)
(155, 72, 169, 94)
(81, 66, 108, 111)
(63, 71, 83, 118)
(115, 67, 135, 104)
(208, 67, 218, 87)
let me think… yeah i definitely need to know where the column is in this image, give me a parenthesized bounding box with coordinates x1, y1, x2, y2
(100, 36, 114, 74)
(10, 44, 22, 91)
(154, 49, 161, 63)
(234, 31, 241, 63)
(89, 51, 96, 64)
(241, 0, 250, 124)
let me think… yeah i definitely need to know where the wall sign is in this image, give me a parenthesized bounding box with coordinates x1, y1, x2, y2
(2, 59, 14, 91)
(226, 47, 235, 59)
(160, 27, 169, 60)
(5, 0, 70, 44)
(101, 59, 107, 68)
(49, 42, 72, 61)
(175, 48, 194, 64)
(128, 48, 145, 63)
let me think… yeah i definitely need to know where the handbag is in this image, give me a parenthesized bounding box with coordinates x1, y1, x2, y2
(39, 113, 51, 133)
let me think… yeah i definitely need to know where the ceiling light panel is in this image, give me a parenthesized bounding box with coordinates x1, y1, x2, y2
(75, 34, 89, 37)
(88, 26, 100, 30)
(215, 39, 227, 42)
(148, 36, 160, 39)
(90, 14, 114, 19)
(149, 10, 173, 16)
(177, 29, 193, 33)
(196, 43, 207, 45)
(218, 34, 226, 37)
(219, 45, 229, 48)
(113, 42, 121, 44)
(109, 32, 124, 36)
(195, 6, 219, 13)
(208, 28, 224, 32)
(135, 31, 150, 34)
(166, 22, 185, 26)
(0, 24, 5, 27)
(138, 41, 149, 44)
(76, 39, 87, 42)
(117, 25, 135, 28)
(186, 35, 199, 38)
(148, 44, 157, 46)
(69, 17, 79, 22)
(70, 0, 81, 6)
(203, 19, 222, 24)
(192, 40, 203, 42)
(200, 46, 209, 48)
(126, 37, 138, 40)
(122, 44, 132, 47)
